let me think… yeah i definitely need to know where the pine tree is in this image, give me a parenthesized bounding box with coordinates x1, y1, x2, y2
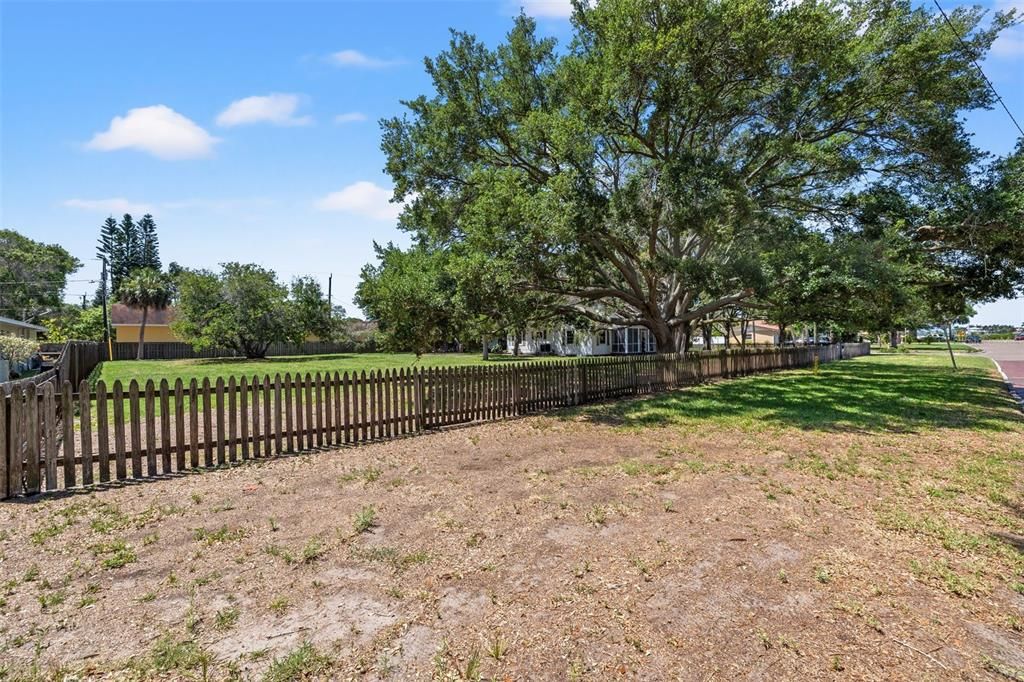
(111, 214, 139, 293)
(94, 216, 118, 305)
(137, 214, 161, 270)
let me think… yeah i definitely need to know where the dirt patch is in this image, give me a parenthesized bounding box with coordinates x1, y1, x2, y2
(1, 404, 1022, 680)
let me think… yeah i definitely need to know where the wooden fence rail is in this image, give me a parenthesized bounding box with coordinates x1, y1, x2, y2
(0, 342, 869, 499)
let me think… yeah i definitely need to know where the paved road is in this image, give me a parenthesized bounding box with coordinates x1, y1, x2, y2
(981, 341, 1024, 404)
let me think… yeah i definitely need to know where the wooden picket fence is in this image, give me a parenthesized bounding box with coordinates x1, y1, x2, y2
(0, 343, 869, 500)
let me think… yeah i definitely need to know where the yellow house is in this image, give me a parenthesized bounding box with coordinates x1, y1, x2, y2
(0, 315, 46, 340)
(110, 303, 182, 343)
(748, 321, 781, 345)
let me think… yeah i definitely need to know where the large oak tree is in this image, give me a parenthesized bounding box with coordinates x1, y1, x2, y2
(381, 0, 1011, 352)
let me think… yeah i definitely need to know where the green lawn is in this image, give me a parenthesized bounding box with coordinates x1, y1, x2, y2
(93, 352, 557, 387)
(578, 352, 1021, 433)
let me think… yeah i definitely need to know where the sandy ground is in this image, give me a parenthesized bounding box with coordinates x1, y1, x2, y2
(1, 399, 1023, 680)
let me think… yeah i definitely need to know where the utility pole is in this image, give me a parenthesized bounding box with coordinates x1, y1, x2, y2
(100, 258, 111, 359)
(327, 273, 332, 309)
(81, 294, 87, 309)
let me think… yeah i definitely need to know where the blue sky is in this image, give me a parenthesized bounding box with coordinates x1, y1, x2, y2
(1, 0, 1021, 325)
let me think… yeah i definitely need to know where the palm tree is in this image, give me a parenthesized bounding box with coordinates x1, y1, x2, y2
(117, 268, 173, 360)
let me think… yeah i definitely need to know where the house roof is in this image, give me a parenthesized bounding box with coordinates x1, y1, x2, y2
(110, 303, 176, 326)
(0, 315, 47, 332)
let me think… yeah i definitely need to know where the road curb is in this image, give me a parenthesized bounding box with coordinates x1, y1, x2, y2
(988, 357, 1024, 412)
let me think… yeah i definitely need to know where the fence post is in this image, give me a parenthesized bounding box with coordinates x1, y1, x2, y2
(0, 390, 7, 499)
(414, 369, 425, 432)
(8, 386, 23, 497)
(24, 383, 39, 495)
(580, 359, 589, 404)
(61, 381, 75, 488)
(510, 365, 520, 415)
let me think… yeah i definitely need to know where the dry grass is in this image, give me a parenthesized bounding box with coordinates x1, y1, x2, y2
(0, 353, 1022, 680)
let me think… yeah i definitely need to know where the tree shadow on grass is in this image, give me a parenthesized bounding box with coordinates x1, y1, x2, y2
(187, 353, 541, 367)
(576, 359, 1024, 434)
(189, 354, 361, 366)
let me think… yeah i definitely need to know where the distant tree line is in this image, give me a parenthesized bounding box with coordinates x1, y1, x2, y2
(0, 229, 80, 323)
(172, 264, 344, 358)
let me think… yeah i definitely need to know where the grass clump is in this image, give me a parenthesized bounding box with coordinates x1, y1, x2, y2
(193, 525, 248, 545)
(264, 642, 334, 682)
(618, 459, 671, 477)
(38, 590, 67, 612)
(910, 559, 981, 597)
(268, 596, 290, 614)
(215, 606, 240, 631)
(353, 506, 377, 534)
(350, 545, 430, 574)
(264, 544, 296, 565)
(301, 538, 326, 564)
(585, 506, 608, 527)
(92, 540, 137, 569)
(131, 632, 213, 677)
(340, 466, 382, 485)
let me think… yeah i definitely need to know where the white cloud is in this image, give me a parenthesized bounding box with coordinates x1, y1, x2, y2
(63, 198, 153, 214)
(327, 49, 403, 68)
(518, 0, 574, 18)
(334, 112, 368, 124)
(993, 30, 1024, 56)
(216, 93, 313, 127)
(314, 181, 402, 220)
(85, 105, 219, 160)
(63, 197, 276, 216)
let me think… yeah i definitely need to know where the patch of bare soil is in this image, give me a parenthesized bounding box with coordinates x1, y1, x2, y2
(1, 408, 1022, 680)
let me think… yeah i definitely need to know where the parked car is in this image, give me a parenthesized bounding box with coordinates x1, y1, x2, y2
(965, 334, 982, 343)
(1015, 333, 1024, 341)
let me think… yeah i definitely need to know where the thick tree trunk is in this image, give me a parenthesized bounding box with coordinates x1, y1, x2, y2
(777, 323, 787, 348)
(655, 324, 687, 355)
(723, 321, 732, 349)
(681, 321, 695, 354)
(889, 329, 899, 349)
(513, 331, 521, 356)
(136, 307, 148, 361)
(482, 336, 490, 361)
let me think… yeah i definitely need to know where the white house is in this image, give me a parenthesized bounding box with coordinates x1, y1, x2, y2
(0, 316, 46, 382)
(510, 326, 658, 356)
(508, 319, 783, 356)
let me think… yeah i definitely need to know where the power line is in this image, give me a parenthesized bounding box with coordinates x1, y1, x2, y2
(0, 279, 97, 286)
(933, 0, 1024, 138)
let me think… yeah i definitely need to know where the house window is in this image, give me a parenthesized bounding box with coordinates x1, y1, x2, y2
(627, 327, 640, 354)
(597, 330, 608, 345)
(534, 330, 547, 341)
(611, 328, 626, 354)
(564, 329, 575, 345)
